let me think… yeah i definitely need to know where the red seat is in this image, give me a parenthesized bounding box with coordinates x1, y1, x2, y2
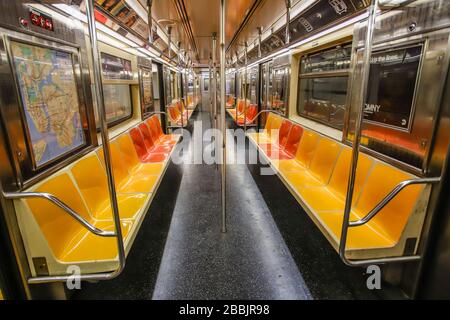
(138, 123, 172, 154)
(257, 120, 302, 160)
(284, 125, 303, 157)
(151, 116, 177, 145)
(168, 105, 183, 126)
(129, 128, 167, 163)
(237, 105, 258, 125)
(278, 120, 292, 147)
(145, 117, 176, 146)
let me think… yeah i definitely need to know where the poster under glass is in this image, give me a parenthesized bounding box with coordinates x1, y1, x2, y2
(10, 40, 85, 168)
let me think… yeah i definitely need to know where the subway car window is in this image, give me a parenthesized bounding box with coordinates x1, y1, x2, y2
(297, 45, 351, 130)
(92, 84, 133, 127)
(249, 69, 258, 104)
(140, 67, 154, 118)
(272, 66, 289, 115)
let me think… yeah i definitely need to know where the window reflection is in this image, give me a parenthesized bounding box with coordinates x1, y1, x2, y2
(93, 84, 132, 127)
(297, 44, 351, 130)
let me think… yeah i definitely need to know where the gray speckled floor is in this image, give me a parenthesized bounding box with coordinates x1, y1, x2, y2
(73, 109, 403, 300)
(152, 111, 312, 300)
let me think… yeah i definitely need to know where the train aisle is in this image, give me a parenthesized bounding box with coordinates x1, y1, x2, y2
(72, 109, 404, 300)
(152, 110, 311, 300)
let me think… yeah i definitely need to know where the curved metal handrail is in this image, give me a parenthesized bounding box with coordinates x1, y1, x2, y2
(238, 109, 285, 129)
(3, 191, 116, 237)
(349, 177, 441, 227)
(149, 111, 167, 116)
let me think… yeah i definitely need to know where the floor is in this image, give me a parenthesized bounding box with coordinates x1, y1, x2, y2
(73, 108, 404, 300)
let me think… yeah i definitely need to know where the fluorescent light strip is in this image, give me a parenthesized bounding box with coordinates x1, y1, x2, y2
(52, 4, 179, 70)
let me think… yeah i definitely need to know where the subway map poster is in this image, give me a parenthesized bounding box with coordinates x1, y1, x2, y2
(11, 41, 85, 167)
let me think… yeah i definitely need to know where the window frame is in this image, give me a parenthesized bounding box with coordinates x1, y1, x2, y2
(296, 44, 352, 130)
(93, 83, 134, 131)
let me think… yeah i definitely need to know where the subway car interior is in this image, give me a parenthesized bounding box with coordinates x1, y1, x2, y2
(0, 0, 450, 303)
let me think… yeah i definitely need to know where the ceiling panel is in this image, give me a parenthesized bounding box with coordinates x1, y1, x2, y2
(135, 0, 294, 67)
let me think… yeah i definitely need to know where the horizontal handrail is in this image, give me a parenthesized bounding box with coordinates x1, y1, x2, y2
(149, 111, 166, 116)
(250, 109, 285, 123)
(349, 177, 441, 227)
(3, 191, 116, 237)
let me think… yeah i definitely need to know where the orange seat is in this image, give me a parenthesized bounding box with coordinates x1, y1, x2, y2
(284, 138, 342, 188)
(129, 128, 167, 163)
(149, 116, 177, 146)
(26, 173, 133, 262)
(138, 123, 172, 154)
(284, 125, 303, 157)
(236, 105, 258, 125)
(276, 129, 320, 173)
(298, 148, 373, 212)
(145, 117, 176, 147)
(71, 154, 148, 220)
(97, 143, 158, 194)
(116, 133, 165, 177)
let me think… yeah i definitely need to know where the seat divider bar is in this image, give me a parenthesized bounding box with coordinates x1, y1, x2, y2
(349, 177, 441, 227)
(3, 191, 116, 237)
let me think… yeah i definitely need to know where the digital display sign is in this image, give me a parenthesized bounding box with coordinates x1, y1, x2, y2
(29, 8, 54, 32)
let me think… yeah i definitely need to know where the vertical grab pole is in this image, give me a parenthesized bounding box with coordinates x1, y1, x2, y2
(147, 0, 153, 44)
(339, 0, 378, 265)
(285, 0, 291, 45)
(85, 0, 125, 273)
(212, 33, 218, 170)
(243, 42, 248, 132)
(209, 56, 212, 119)
(220, 0, 227, 233)
(212, 33, 217, 129)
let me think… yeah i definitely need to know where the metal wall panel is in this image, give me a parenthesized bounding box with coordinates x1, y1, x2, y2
(345, 1, 450, 175)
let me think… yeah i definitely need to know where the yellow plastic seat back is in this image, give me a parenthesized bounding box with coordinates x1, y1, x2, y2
(116, 134, 140, 169)
(355, 163, 423, 242)
(327, 147, 373, 201)
(97, 143, 129, 185)
(308, 138, 342, 184)
(295, 130, 320, 167)
(264, 112, 275, 131)
(265, 114, 283, 140)
(71, 154, 111, 217)
(26, 174, 92, 258)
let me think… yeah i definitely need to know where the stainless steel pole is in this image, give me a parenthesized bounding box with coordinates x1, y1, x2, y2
(220, 0, 227, 233)
(209, 56, 213, 123)
(285, 0, 291, 44)
(212, 33, 217, 127)
(258, 27, 263, 59)
(243, 42, 248, 132)
(213, 33, 219, 170)
(339, 0, 378, 266)
(16, 1, 126, 284)
(85, 0, 125, 271)
(147, 0, 153, 43)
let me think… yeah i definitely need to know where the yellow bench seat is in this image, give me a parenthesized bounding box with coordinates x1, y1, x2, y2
(24, 173, 135, 264)
(98, 144, 160, 194)
(318, 211, 395, 250)
(246, 114, 430, 259)
(60, 219, 134, 262)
